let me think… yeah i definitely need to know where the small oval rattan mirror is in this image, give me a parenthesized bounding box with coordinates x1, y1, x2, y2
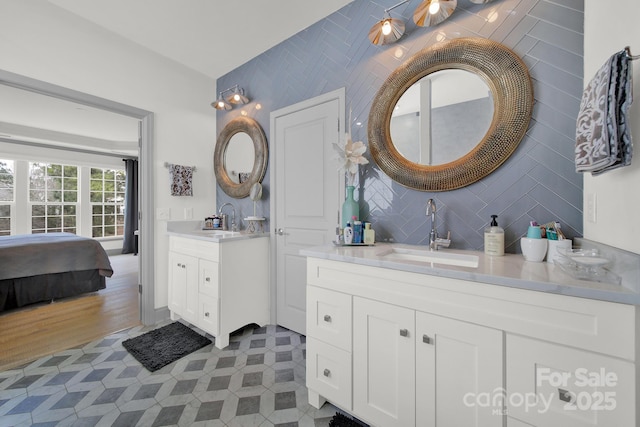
(214, 116, 268, 198)
(368, 37, 534, 192)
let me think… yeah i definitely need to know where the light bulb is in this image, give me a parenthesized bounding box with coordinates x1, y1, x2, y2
(429, 0, 440, 14)
(233, 93, 241, 102)
(217, 101, 225, 108)
(381, 20, 392, 36)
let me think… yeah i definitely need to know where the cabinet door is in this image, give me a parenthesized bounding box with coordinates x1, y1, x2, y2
(353, 297, 415, 427)
(168, 251, 198, 323)
(416, 312, 504, 427)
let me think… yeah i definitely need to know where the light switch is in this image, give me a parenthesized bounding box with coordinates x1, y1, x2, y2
(185, 207, 193, 219)
(586, 193, 597, 223)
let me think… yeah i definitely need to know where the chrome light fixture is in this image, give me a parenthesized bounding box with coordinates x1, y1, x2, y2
(227, 85, 249, 105)
(211, 84, 250, 110)
(368, 0, 410, 46)
(413, 0, 457, 27)
(212, 92, 232, 110)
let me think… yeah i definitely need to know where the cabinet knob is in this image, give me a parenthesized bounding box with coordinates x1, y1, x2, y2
(399, 329, 409, 337)
(205, 312, 210, 317)
(177, 263, 181, 267)
(205, 277, 211, 282)
(558, 388, 573, 403)
(422, 334, 432, 344)
(323, 368, 331, 377)
(323, 314, 332, 322)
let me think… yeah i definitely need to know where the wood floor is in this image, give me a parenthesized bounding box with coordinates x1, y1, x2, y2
(0, 254, 140, 371)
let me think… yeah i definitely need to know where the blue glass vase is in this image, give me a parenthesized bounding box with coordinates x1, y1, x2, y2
(342, 186, 359, 228)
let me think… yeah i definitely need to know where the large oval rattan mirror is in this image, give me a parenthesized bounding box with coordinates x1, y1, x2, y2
(214, 116, 268, 198)
(368, 37, 534, 191)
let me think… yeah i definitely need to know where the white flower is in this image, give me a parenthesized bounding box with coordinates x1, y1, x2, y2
(334, 108, 369, 186)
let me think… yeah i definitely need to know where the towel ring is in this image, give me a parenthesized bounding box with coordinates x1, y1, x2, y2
(624, 46, 640, 60)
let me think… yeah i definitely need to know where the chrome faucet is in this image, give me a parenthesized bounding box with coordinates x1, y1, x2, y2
(426, 198, 451, 251)
(218, 202, 237, 231)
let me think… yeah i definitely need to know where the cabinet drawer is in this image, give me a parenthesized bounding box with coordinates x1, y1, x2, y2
(307, 286, 352, 352)
(306, 337, 352, 410)
(506, 334, 635, 427)
(199, 259, 219, 297)
(170, 236, 219, 261)
(199, 294, 219, 336)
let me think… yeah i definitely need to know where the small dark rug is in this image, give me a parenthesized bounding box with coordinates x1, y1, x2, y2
(122, 322, 212, 372)
(329, 412, 367, 427)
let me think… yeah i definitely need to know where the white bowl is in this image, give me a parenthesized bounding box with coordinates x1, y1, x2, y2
(520, 237, 548, 262)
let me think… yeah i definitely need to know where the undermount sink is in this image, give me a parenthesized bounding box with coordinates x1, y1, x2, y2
(193, 230, 239, 237)
(377, 246, 479, 268)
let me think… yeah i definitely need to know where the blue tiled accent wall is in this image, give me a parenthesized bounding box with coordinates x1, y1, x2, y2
(217, 0, 584, 252)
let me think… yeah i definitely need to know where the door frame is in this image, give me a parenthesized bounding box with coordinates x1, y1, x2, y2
(268, 87, 345, 325)
(0, 69, 156, 325)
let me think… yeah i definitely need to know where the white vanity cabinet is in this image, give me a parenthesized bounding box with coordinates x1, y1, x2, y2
(305, 256, 638, 427)
(350, 296, 503, 427)
(168, 234, 269, 349)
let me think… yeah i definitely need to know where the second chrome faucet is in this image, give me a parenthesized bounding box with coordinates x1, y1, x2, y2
(426, 198, 451, 251)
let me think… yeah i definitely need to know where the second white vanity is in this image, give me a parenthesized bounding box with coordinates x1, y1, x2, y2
(303, 243, 639, 427)
(167, 222, 269, 349)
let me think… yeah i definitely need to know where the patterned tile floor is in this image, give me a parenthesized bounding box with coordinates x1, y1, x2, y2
(0, 322, 343, 427)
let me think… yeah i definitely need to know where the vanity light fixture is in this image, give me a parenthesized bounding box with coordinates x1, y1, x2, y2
(413, 0, 457, 27)
(368, 0, 410, 46)
(211, 84, 250, 110)
(227, 85, 249, 105)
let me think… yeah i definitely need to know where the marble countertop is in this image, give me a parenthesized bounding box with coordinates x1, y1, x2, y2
(166, 220, 268, 242)
(301, 242, 640, 305)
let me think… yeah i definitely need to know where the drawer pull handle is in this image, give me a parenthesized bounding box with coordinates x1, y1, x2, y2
(323, 368, 331, 377)
(399, 329, 409, 337)
(422, 334, 432, 344)
(205, 277, 211, 282)
(181, 264, 186, 269)
(558, 388, 573, 403)
(323, 314, 332, 322)
(205, 312, 210, 317)
(177, 263, 182, 267)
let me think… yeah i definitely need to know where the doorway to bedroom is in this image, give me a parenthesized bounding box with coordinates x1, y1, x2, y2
(0, 71, 154, 370)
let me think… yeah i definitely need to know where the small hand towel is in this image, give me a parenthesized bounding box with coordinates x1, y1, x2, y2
(575, 50, 633, 174)
(169, 164, 193, 196)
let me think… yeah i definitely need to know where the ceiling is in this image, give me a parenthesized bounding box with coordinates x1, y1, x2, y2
(1, 0, 353, 156)
(48, 0, 354, 80)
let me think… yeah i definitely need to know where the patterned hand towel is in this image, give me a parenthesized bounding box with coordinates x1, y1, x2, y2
(575, 50, 633, 174)
(169, 164, 193, 196)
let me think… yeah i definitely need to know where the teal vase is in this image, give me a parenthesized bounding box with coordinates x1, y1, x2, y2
(342, 186, 359, 228)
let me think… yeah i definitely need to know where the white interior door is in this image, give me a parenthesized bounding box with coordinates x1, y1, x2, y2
(271, 88, 344, 335)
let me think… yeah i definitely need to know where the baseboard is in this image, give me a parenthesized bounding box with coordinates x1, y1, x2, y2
(154, 306, 171, 325)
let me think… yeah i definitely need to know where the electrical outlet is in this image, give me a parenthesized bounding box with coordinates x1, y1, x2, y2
(156, 208, 170, 220)
(184, 207, 193, 220)
(586, 193, 597, 223)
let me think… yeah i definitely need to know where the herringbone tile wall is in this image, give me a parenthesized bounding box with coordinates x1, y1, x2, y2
(217, 0, 584, 253)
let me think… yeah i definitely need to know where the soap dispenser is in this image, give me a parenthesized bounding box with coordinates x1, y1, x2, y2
(484, 214, 504, 256)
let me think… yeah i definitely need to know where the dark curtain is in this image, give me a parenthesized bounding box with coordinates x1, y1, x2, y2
(122, 159, 139, 254)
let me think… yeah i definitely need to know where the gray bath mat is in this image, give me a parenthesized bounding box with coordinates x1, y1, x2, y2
(122, 322, 212, 371)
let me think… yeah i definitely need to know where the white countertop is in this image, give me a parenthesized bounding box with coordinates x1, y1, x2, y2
(166, 220, 268, 242)
(300, 242, 640, 305)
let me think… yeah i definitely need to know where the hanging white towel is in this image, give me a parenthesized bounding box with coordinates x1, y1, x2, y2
(575, 50, 633, 174)
(169, 164, 193, 196)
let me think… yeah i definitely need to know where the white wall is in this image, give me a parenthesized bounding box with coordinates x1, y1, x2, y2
(584, 1, 640, 254)
(0, 1, 218, 309)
